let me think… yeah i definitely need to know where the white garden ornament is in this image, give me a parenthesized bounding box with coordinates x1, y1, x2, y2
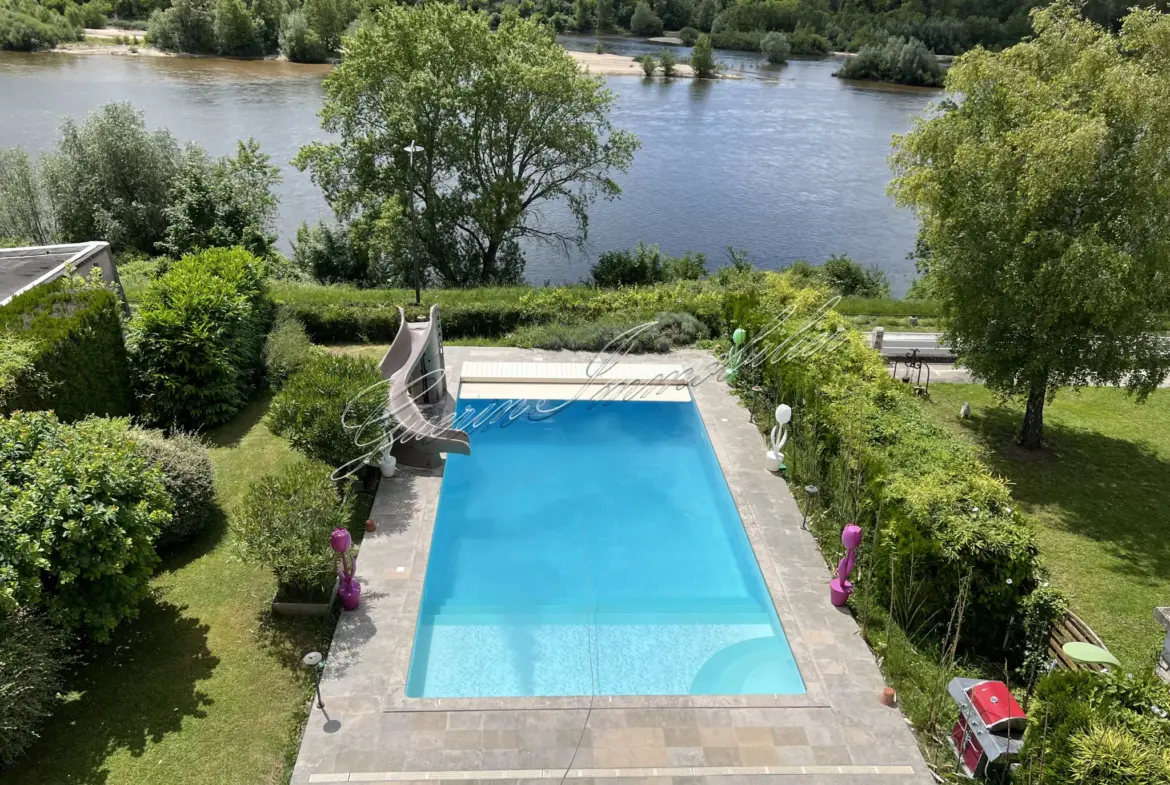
(765, 404, 791, 472)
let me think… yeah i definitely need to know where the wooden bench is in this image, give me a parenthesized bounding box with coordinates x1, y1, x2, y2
(1049, 611, 1110, 672)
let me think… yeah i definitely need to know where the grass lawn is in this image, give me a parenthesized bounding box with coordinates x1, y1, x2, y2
(923, 383, 1170, 668)
(0, 398, 340, 785)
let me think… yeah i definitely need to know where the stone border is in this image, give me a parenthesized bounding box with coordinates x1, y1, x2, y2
(377, 353, 828, 711)
(307, 764, 918, 782)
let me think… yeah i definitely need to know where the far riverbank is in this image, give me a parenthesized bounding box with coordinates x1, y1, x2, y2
(61, 28, 703, 77)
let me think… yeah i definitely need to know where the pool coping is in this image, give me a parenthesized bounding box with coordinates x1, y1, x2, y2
(291, 347, 932, 784)
(383, 360, 829, 711)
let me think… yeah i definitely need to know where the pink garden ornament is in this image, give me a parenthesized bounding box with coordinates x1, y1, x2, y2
(332, 528, 361, 611)
(830, 523, 863, 607)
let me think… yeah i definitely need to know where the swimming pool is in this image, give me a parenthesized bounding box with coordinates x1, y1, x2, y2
(404, 395, 805, 697)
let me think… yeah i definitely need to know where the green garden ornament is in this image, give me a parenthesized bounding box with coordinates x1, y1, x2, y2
(726, 327, 747, 382)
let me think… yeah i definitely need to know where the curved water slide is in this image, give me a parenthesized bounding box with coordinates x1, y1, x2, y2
(379, 305, 470, 468)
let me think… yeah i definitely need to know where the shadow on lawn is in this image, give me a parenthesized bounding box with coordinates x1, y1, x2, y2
(155, 505, 229, 576)
(956, 404, 1170, 583)
(205, 395, 272, 449)
(3, 598, 217, 785)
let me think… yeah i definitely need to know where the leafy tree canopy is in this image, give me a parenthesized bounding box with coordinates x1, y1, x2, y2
(294, 3, 639, 287)
(891, 2, 1170, 448)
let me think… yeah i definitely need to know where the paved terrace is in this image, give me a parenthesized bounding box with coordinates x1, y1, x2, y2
(292, 347, 932, 785)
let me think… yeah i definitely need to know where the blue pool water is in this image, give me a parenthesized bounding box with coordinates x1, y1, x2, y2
(404, 397, 805, 697)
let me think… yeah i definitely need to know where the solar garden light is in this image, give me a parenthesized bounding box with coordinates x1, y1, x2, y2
(800, 485, 819, 531)
(765, 404, 791, 473)
(303, 651, 325, 709)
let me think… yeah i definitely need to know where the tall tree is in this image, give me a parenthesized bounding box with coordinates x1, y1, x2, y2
(295, 4, 638, 286)
(891, 3, 1170, 448)
(596, 0, 613, 33)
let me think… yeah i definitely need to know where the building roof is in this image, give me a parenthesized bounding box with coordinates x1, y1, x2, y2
(0, 243, 108, 306)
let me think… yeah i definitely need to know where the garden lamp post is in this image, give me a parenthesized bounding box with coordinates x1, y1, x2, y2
(303, 651, 325, 709)
(404, 141, 425, 306)
(800, 485, 819, 531)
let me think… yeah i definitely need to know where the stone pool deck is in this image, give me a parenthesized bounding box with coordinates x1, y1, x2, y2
(291, 347, 933, 785)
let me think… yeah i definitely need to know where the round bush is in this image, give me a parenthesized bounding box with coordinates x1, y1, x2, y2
(130, 428, 218, 550)
(761, 31, 790, 64)
(0, 611, 69, 766)
(0, 412, 171, 641)
(267, 353, 386, 470)
(231, 459, 351, 599)
(678, 26, 699, 45)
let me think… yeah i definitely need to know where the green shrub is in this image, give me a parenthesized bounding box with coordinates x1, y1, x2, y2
(787, 23, 829, 55)
(63, 1, 106, 30)
(40, 102, 181, 253)
(161, 139, 281, 258)
(835, 36, 943, 87)
(760, 30, 789, 64)
(0, 147, 55, 246)
(629, 1, 662, 36)
(653, 310, 707, 344)
(1021, 670, 1170, 785)
(639, 53, 656, 76)
(0, 279, 133, 422)
(263, 311, 315, 387)
(690, 33, 716, 76)
(591, 243, 707, 287)
(0, 611, 69, 767)
(212, 0, 259, 55)
(0, 334, 40, 412)
(506, 310, 707, 353)
(508, 320, 672, 353)
(129, 247, 271, 430)
(232, 458, 352, 599)
(278, 8, 326, 62)
(678, 25, 698, 44)
(279, 301, 401, 343)
(0, 2, 79, 51)
(129, 427, 217, 550)
(730, 272, 1043, 659)
(591, 247, 662, 287)
(821, 254, 890, 297)
(0, 412, 171, 640)
(146, 0, 215, 53)
(267, 353, 384, 469)
(291, 220, 370, 284)
(708, 30, 760, 51)
(658, 47, 676, 76)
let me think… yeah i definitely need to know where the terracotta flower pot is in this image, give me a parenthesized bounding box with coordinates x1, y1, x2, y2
(365, 518, 376, 532)
(879, 686, 896, 707)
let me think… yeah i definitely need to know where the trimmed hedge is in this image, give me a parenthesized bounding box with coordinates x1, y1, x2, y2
(728, 272, 1044, 660)
(129, 247, 271, 430)
(272, 280, 730, 343)
(0, 280, 133, 421)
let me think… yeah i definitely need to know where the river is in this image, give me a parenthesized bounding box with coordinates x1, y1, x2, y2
(0, 45, 936, 294)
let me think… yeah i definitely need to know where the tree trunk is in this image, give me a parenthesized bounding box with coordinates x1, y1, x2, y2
(481, 238, 500, 284)
(1019, 382, 1046, 450)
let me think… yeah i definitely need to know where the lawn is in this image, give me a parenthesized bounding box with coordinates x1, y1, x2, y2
(0, 398, 335, 785)
(923, 383, 1170, 668)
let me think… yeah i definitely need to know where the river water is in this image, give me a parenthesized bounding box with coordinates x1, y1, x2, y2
(0, 45, 936, 293)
